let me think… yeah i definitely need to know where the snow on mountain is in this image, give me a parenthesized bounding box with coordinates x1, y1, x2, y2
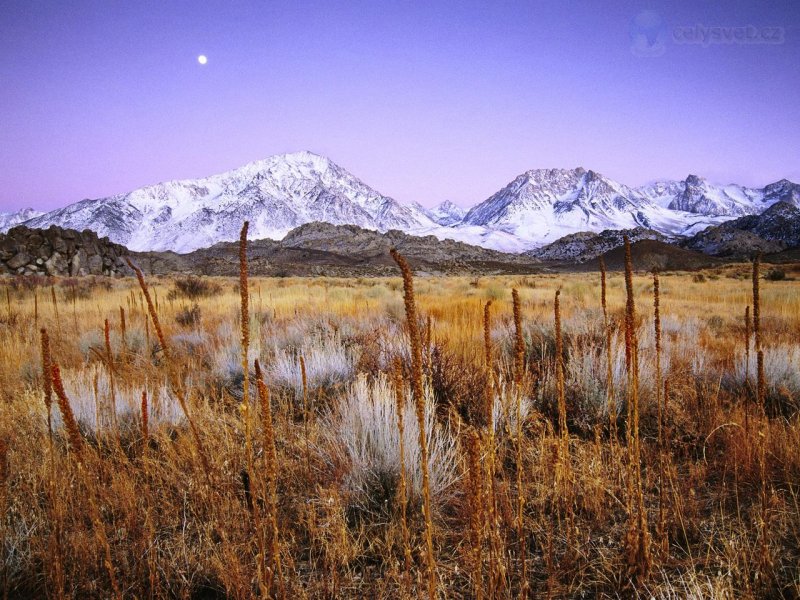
(0, 208, 44, 232)
(16, 152, 799, 253)
(666, 175, 763, 217)
(461, 168, 798, 248)
(23, 152, 437, 252)
(415, 200, 467, 226)
(462, 168, 660, 247)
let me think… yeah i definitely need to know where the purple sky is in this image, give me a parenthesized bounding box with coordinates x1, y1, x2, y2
(1, 0, 798, 212)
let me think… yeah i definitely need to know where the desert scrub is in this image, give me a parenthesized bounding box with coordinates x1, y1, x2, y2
(268, 331, 357, 400)
(1, 270, 799, 597)
(174, 304, 201, 328)
(208, 322, 262, 399)
(731, 344, 800, 414)
(328, 373, 460, 514)
(55, 368, 183, 435)
(76, 324, 147, 360)
(167, 276, 222, 300)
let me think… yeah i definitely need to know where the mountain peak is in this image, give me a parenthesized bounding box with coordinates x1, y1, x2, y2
(10, 158, 798, 254)
(0, 207, 44, 232)
(685, 174, 706, 185)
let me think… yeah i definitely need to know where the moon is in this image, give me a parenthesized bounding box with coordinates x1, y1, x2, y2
(197, 55, 208, 65)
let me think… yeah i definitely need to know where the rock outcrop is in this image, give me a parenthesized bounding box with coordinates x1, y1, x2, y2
(681, 201, 800, 258)
(0, 225, 130, 276)
(526, 227, 667, 263)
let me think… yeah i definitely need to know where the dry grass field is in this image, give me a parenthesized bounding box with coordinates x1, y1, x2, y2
(1, 236, 799, 598)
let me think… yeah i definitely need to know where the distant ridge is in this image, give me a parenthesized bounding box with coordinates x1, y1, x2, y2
(2, 152, 797, 254)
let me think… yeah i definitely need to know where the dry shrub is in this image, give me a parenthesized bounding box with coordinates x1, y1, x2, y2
(168, 276, 222, 300)
(429, 345, 489, 426)
(175, 304, 201, 328)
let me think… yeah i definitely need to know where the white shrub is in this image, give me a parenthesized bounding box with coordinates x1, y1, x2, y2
(269, 332, 356, 398)
(331, 374, 460, 510)
(490, 378, 534, 436)
(208, 322, 261, 395)
(732, 344, 800, 407)
(54, 368, 184, 433)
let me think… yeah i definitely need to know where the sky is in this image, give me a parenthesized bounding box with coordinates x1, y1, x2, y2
(1, 0, 798, 212)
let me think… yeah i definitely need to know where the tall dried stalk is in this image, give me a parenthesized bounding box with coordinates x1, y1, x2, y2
(425, 313, 433, 373)
(466, 428, 484, 600)
(751, 255, 773, 582)
(239, 221, 251, 410)
(554, 290, 568, 450)
(512, 288, 525, 386)
(41, 328, 53, 442)
(392, 358, 412, 598)
(512, 288, 527, 600)
(120, 307, 127, 349)
(752, 255, 766, 413)
(653, 270, 667, 553)
(390, 248, 436, 600)
(34, 288, 39, 327)
(254, 359, 286, 599)
(600, 257, 617, 449)
(51, 286, 60, 333)
(622, 237, 651, 584)
(238, 221, 256, 494)
(744, 305, 751, 434)
(84, 476, 122, 600)
(481, 299, 501, 597)
(483, 300, 493, 369)
(554, 288, 574, 554)
(125, 257, 210, 478)
(300, 354, 311, 480)
(104, 319, 118, 431)
(51, 364, 86, 461)
(141, 390, 149, 449)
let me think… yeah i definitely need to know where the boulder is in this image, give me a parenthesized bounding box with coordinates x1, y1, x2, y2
(7, 252, 31, 270)
(70, 249, 87, 276)
(86, 254, 103, 275)
(44, 252, 68, 276)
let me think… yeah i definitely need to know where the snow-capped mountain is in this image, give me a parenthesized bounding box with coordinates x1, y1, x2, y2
(462, 168, 799, 248)
(16, 152, 436, 252)
(415, 200, 467, 226)
(4, 152, 797, 253)
(0, 208, 43, 231)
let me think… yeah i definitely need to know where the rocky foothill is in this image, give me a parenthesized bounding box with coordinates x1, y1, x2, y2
(0, 225, 130, 277)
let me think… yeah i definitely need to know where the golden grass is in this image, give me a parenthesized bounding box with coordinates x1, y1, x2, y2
(0, 261, 799, 597)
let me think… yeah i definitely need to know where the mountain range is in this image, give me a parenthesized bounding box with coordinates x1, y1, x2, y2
(1, 151, 798, 254)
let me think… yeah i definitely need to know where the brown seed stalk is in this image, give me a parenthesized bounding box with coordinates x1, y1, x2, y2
(51, 364, 86, 460)
(600, 257, 617, 449)
(141, 389, 149, 446)
(390, 247, 436, 600)
(392, 358, 412, 598)
(254, 359, 286, 599)
(512, 289, 525, 387)
(41, 328, 53, 439)
(125, 257, 211, 478)
(104, 319, 117, 431)
(622, 236, 651, 584)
